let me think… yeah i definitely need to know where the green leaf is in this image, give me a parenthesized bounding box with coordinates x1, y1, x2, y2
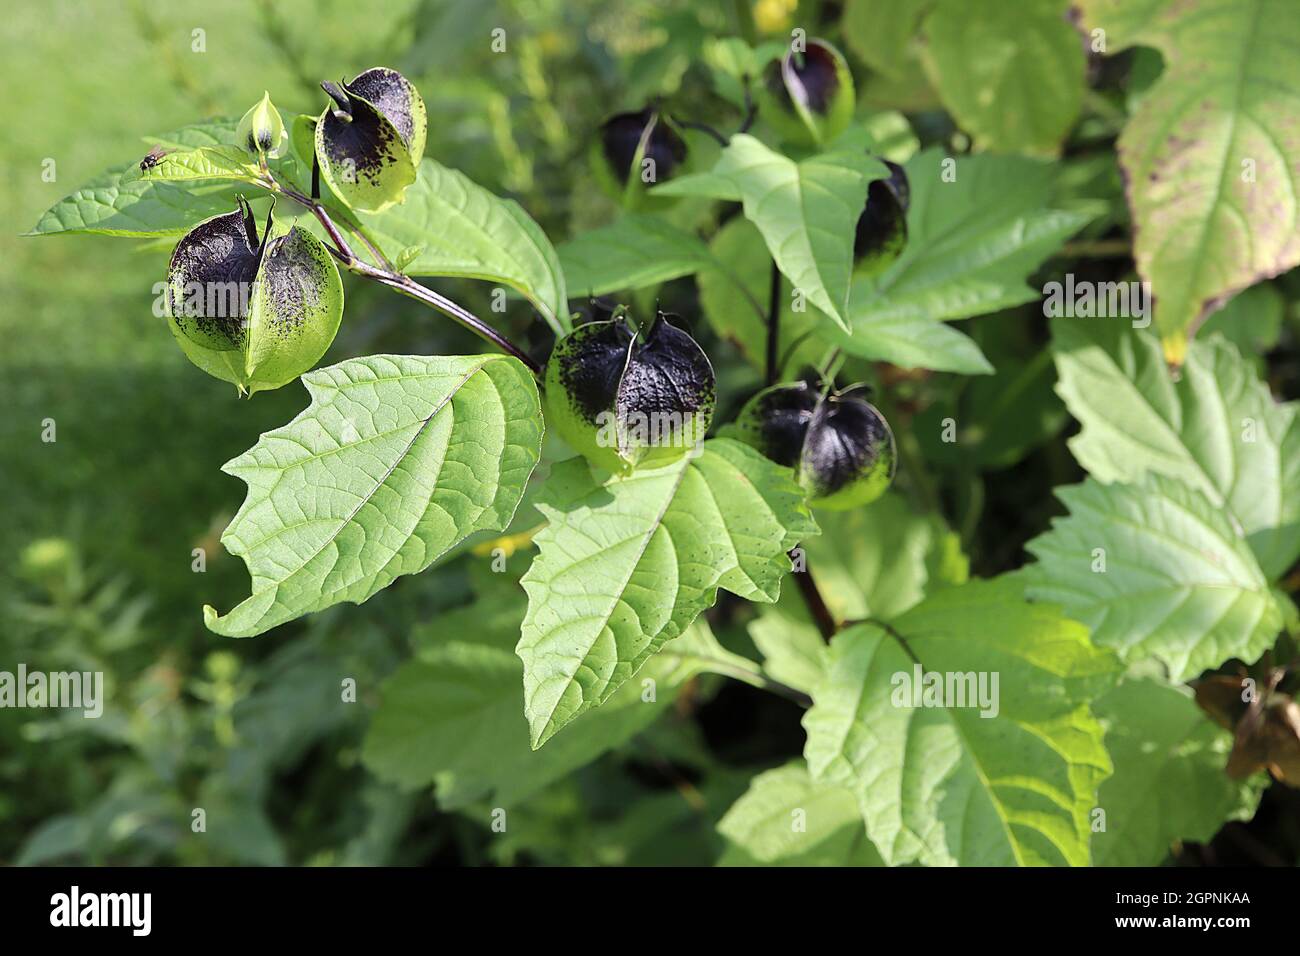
(803, 577, 1117, 866)
(518, 438, 818, 747)
(655, 134, 888, 331)
(717, 762, 882, 866)
(130, 145, 260, 185)
(204, 354, 543, 638)
(1199, 283, 1285, 358)
(27, 120, 291, 238)
(842, 0, 931, 81)
(557, 214, 713, 297)
(1078, 0, 1300, 352)
(835, 150, 1092, 371)
(1051, 318, 1300, 578)
(361, 158, 570, 334)
(748, 608, 828, 697)
(919, 0, 1086, 155)
(1091, 678, 1265, 866)
(697, 217, 827, 377)
(1022, 474, 1281, 682)
(363, 581, 716, 808)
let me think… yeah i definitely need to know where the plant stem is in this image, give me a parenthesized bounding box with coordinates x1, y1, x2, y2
(669, 650, 813, 709)
(765, 262, 782, 384)
(272, 179, 542, 376)
(792, 552, 838, 643)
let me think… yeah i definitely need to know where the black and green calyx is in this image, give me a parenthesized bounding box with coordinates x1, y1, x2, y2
(545, 311, 715, 474)
(730, 378, 896, 509)
(855, 159, 910, 276)
(759, 38, 855, 147)
(165, 197, 344, 395)
(595, 107, 687, 201)
(315, 67, 427, 213)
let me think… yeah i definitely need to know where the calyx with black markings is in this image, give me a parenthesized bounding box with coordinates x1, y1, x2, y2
(855, 159, 910, 276)
(545, 311, 715, 474)
(315, 67, 427, 213)
(759, 38, 855, 146)
(730, 378, 895, 510)
(165, 197, 344, 396)
(595, 107, 687, 199)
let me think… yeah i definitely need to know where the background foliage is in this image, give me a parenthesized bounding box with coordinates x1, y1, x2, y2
(3, 0, 1299, 866)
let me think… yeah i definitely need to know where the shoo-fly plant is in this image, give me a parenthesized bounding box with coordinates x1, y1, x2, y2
(33, 8, 1293, 872)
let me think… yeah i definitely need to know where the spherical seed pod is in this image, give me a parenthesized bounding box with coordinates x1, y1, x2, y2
(854, 159, 910, 277)
(165, 198, 344, 396)
(545, 312, 715, 474)
(315, 67, 426, 213)
(759, 39, 855, 147)
(730, 379, 896, 510)
(593, 107, 687, 201)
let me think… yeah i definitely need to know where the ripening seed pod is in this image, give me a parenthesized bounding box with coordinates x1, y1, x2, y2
(165, 197, 344, 396)
(593, 107, 687, 201)
(854, 159, 910, 276)
(730, 379, 895, 509)
(236, 91, 287, 160)
(315, 67, 427, 213)
(759, 39, 855, 147)
(545, 312, 715, 474)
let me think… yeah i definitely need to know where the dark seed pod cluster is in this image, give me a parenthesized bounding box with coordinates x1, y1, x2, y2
(855, 159, 910, 276)
(760, 39, 855, 146)
(315, 67, 426, 213)
(545, 312, 715, 474)
(595, 107, 687, 198)
(165, 198, 343, 395)
(730, 379, 896, 509)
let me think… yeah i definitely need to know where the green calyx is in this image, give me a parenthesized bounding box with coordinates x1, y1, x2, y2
(164, 197, 344, 396)
(236, 91, 287, 160)
(544, 312, 716, 475)
(314, 67, 427, 213)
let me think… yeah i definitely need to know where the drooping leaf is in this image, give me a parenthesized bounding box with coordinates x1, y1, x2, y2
(363, 576, 720, 808)
(1078, 0, 1300, 354)
(717, 762, 882, 866)
(204, 354, 542, 637)
(1051, 317, 1300, 578)
(517, 438, 818, 747)
(360, 157, 569, 334)
(834, 150, 1092, 371)
(841, 0, 931, 81)
(557, 215, 713, 298)
(1022, 474, 1281, 682)
(1091, 678, 1266, 866)
(655, 134, 888, 331)
(920, 0, 1086, 155)
(803, 577, 1118, 866)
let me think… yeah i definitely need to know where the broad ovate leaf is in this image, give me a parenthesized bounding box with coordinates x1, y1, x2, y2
(361, 157, 569, 334)
(517, 437, 818, 747)
(1051, 317, 1300, 578)
(717, 762, 882, 866)
(558, 215, 713, 297)
(1091, 678, 1265, 866)
(655, 134, 888, 331)
(1023, 475, 1281, 682)
(204, 354, 542, 637)
(1078, 0, 1300, 355)
(803, 577, 1118, 866)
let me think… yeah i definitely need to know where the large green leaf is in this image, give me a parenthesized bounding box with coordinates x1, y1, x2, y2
(363, 579, 720, 808)
(1079, 0, 1300, 354)
(558, 214, 713, 298)
(1051, 318, 1300, 578)
(835, 150, 1092, 370)
(131, 146, 261, 185)
(803, 577, 1117, 866)
(27, 120, 251, 237)
(1091, 678, 1265, 866)
(841, 0, 930, 81)
(360, 157, 570, 334)
(655, 134, 887, 331)
(920, 0, 1085, 155)
(1022, 475, 1281, 682)
(518, 438, 818, 747)
(204, 354, 543, 638)
(717, 762, 882, 866)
